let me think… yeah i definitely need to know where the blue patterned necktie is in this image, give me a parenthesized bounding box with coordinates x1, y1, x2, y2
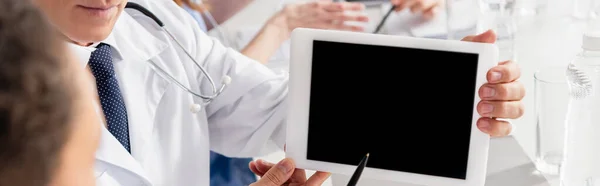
(88, 43, 131, 153)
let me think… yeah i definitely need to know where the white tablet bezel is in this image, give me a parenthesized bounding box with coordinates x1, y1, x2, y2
(286, 28, 498, 186)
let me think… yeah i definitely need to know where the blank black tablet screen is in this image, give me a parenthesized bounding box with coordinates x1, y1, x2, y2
(306, 40, 479, 180)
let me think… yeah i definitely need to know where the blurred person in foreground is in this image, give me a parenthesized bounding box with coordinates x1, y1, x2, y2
(0, 0, 101, 185)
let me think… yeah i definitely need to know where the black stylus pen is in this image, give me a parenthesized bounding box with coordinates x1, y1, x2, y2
(373, 5, 396, 34)
(347, 153, 370, 186)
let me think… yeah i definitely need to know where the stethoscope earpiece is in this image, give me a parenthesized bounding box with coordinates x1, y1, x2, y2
(221, 75, 232, 85)
(190, 104, 202, 113)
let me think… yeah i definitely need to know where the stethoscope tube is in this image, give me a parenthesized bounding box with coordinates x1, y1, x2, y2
(125, 2, 231, 108)
(125, 3, 164, 26)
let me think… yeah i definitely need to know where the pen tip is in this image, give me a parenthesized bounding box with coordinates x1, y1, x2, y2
(366, 153, 369, 157)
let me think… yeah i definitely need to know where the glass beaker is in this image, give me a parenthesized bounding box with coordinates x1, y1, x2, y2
(534, 66, 569, 176)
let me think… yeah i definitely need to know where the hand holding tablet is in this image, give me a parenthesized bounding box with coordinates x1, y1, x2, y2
(285, 28, 524, 186)
(249, 158, 331, 186)
(460, 33, 524, 137)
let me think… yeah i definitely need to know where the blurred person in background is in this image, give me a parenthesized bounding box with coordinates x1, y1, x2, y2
(0, 0, 101, 185)
(175, 0, 369, 64)
(177, 0, 443, 64)
(201, 0, 443, 30)
(390, 0, 442, 19)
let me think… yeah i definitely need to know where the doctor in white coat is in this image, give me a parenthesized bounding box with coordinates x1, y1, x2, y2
(30, 0, 525, 185)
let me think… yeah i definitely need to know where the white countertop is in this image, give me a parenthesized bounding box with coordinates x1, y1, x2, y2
(330, 136, 557, 186)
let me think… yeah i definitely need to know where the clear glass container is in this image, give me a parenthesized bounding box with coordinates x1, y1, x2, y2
(561, 34, 600, 186)
(479, 0, 517, 62)
(534, 66, 569, 176)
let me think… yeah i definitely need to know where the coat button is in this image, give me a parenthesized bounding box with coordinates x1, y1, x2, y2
(190, 103, 202, 113)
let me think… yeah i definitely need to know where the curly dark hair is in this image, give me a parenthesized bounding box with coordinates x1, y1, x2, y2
(0, 0, 75, 185)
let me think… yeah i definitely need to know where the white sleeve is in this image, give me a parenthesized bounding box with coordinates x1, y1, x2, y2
(168, 3, 288, 158)
(201, 34, 288, 158)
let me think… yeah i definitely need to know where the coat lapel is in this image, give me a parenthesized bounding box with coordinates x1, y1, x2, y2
(92, 6, 170, 184)
(96, 125, 152, 185)
(109, 9, 170, 162)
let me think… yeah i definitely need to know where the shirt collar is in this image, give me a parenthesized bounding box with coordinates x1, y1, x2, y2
(67, 32, 123, 67)
(68, 8, 167, 68)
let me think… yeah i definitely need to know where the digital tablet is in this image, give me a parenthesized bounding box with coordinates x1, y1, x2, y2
(285, 28, 498, 186)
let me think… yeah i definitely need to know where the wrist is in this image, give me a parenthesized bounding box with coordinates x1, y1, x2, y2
(266, 11, 291, 40)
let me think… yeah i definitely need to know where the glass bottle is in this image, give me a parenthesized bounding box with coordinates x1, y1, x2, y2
(561, 33, 600, 186)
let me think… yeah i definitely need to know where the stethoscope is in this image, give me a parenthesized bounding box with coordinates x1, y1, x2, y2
(125, 2, 231, 113)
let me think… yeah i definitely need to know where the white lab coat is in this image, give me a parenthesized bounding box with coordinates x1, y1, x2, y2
(68, 0, 288, 185)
